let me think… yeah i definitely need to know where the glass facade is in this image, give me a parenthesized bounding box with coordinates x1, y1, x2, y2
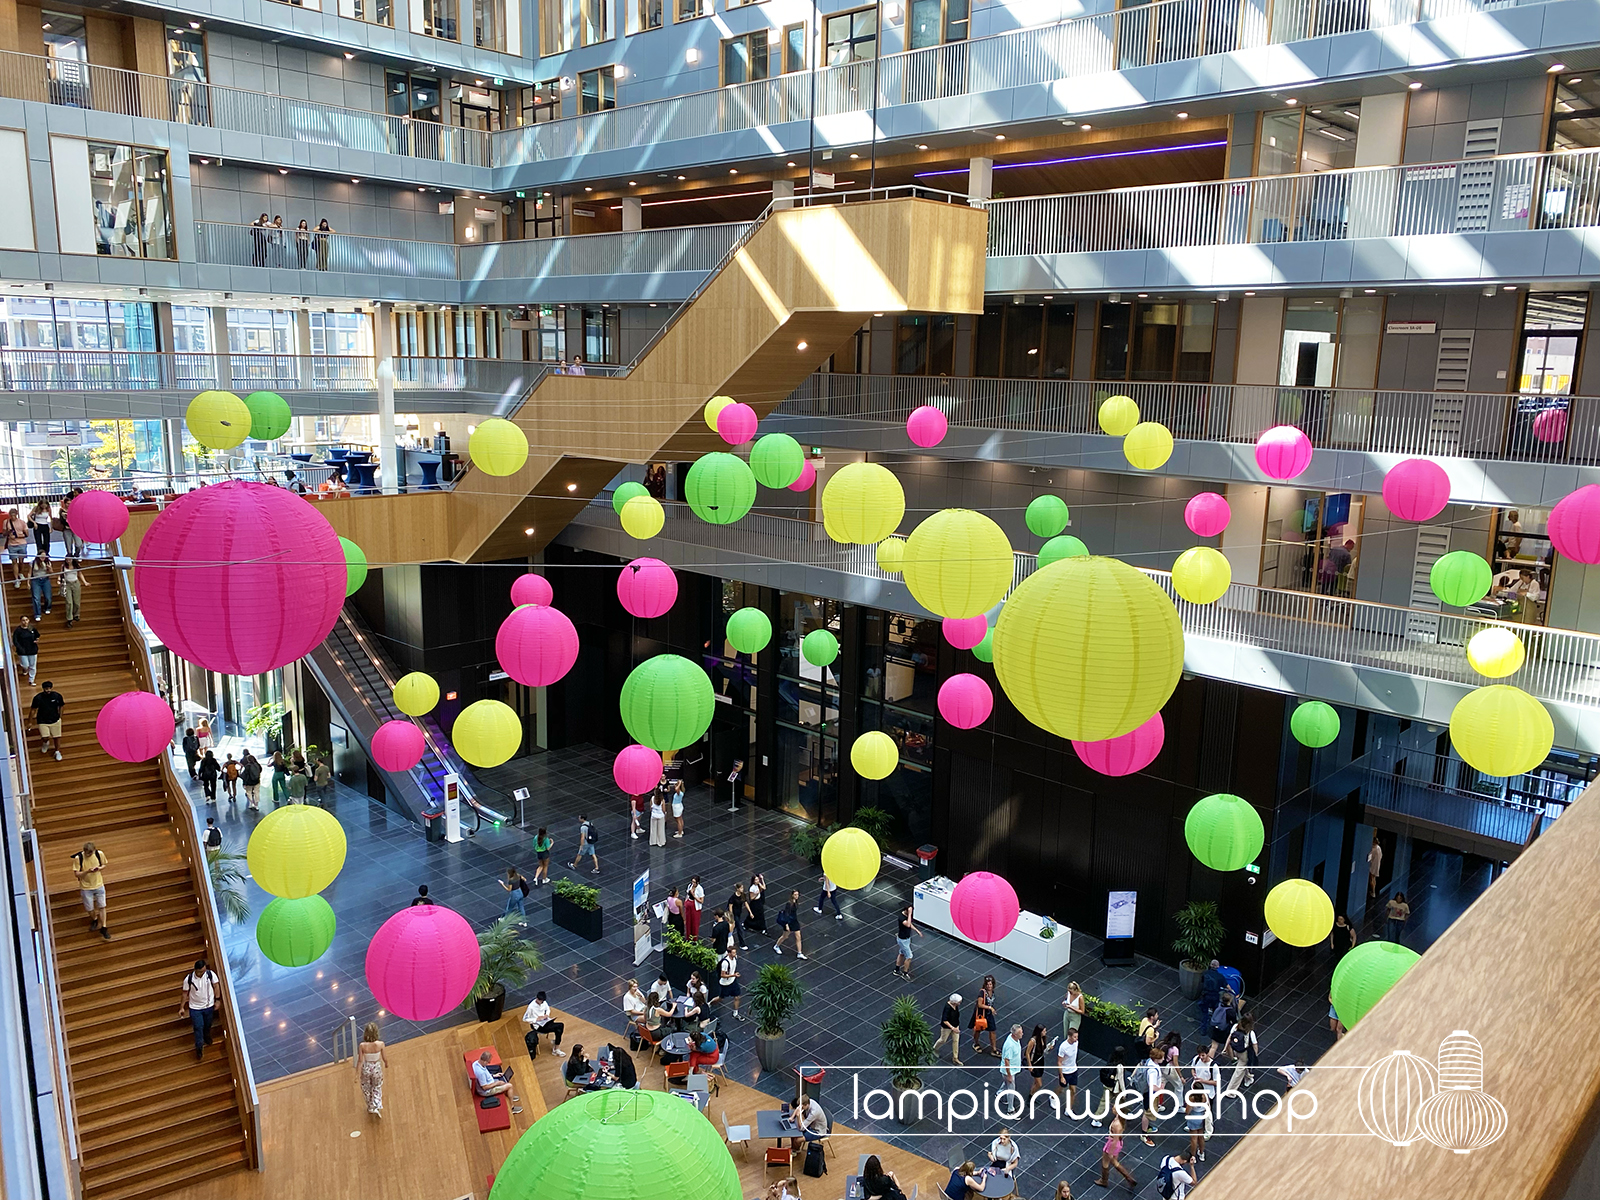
(89, 144, 173, 259)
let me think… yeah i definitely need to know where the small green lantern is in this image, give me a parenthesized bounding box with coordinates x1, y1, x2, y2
(1429, 550, 1492, 608)
(972, 627, 994, 663)
(243, 390, 292, 442)
(340, 537, 367, 597)
(1038, 535, 1089, 568)
(1291, 700, 1340, 748)
(1183, 793, 1264, 872)
(725, 607, 772, 654)
(1331, 941, 1421, 1028)
(749, 433, 805, 489)
(255, 895, 337, 968)
(1025, 495, 1070, 538)
(685, 453, 757, 525)
(612, 481, 649, 515)
(619, 654, 715, 751)
(801, 629, 839, 667)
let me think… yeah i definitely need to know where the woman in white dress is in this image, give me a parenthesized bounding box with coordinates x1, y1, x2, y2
(648, 793, 668, 846)
(358, 1021, 388, 1116)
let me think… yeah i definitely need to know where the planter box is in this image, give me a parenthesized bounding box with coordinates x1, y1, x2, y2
(1075, 1015, 1140, 1065)
(475, 986, 506, 1023)
(552, 891, 603, 942)
(662, 948, 716, 992)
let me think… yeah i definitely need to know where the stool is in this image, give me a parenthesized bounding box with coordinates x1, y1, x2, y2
(326, 448, 350, 463)
(344, 450, 372, 465)
(289, 453, 314, 465)
(417, 458, 441, 489)
(349, 462, 379, 493)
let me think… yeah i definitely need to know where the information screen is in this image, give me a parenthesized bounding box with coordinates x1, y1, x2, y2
(1106, 891, 1137, 940)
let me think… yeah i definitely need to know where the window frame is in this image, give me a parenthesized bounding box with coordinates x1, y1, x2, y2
(824, 6, 877, 65)
(578, 66, 616, 114)
(782, 22, 807, 73)
(421, 0, 461, 42)
(86, 141, 175, 261)
(630, 0, 665, 33)
(720, 31, 772, 87)
(674, 0, 712, 22)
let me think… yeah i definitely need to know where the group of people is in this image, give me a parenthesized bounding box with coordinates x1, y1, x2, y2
(5, 498, 94, 625)
(630, 777, 687, 845)
(249, 214, 334, 270)
(182, 733, 330, 811)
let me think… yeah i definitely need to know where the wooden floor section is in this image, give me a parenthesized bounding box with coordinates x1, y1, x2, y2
(165, 1007, 951, 1200)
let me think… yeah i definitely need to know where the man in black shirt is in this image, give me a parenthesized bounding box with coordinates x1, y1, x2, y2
(30, 681, 65, 761)
(932, 992, 964, 1066)
(409, 885, 435, 906)
(202, 817, 223, 851)
(11, 615, 38, 686)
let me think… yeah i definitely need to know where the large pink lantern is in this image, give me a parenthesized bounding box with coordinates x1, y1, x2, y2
(1255, 425, 1313, 481)
(942, 615, 987, 650)
(364, 904, 481, 1021)
(1549, 485, 1600, 564)
(788, 460, 817, 492)
(371, 720, 426, 773)
(510, 573, 553, 607)
(907, 405, 948, 448)
(1184, 492, 1231, 538)
(133, 481, 343, 675)
(613, 743, 665, 795)
(1382, 458, 1451, 522)
(616, 557, 678, 619)
(949, 872, 1021, 943)
(1534, 408, 1569, 444)
(1072, 712, 1165, 777)
(95, 691, 174, 763)
(67, 489, 129, 544)
(495, 604, 579, 687)
(938, 674, 993, 730)
(717, 402, 758, 446)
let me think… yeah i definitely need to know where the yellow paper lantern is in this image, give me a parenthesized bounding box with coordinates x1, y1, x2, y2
(1466, 627, 1526, 679)
(1098, 394, 1140, 437)
(1449, 685, 1553, 777)
(247, 806, 347, 899)
(992, 556, 1184, 742)
(704, 394, 733, 432)
(902, 509, 1015, 619)
(620, 494, 665, 540)
(850, 731, 899, 780)
(822, 462, 905, 545)
(469, 418, 530, 477)
(1123, 421, 1174, 470)
(1171, 546, 1232, 605)
(186, 390, 252, 450)
(820, 826, 881, 890)
(393, 672, 440, 717)
(876, 537, 906, 574)
(452, 699, 523, 768)
(1263, 878, 1335, 947)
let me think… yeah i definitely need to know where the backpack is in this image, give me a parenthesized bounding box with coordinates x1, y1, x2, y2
(803, 1139, 826, 1178)
(587, 827, 599, 845)
(1229, 1025, 1250, 1054)
(1211, 1003, 1232, 1030)
(1157, 1159, 1179, 1199)
(518, 877, 531, 896)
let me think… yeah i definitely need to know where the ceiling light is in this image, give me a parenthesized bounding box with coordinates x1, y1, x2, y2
(351, 177, 360, 183)
(199, 158, 210, 165)
(1364, 288, 1377, 294)
(796, 341, 808, 351)
(1316, 128, 1349, 141)
(995, 134, 1006, 141)
(677, 175, 686, 181)
(1344, 109, 1361, 119)
(1043, 295, 1054, 300)
(585, 186, 593, 192)
(1137, 293, 1148, 298)
(1176, 111, 1188, 119)
(344, 52, 355, 60)
(1310, 108, 1322, 114)
(1408, 81, 1422, 91)
(475, 80, 484, 86)
(1549, 62, 1566, 73)
(1080, 124, 1092, 131)
(1503, 285, 1517, 291)
(916, 144, 929, 150)
(467, 425, 477, 434)
(419, 186, 426, 191)
(524, 527, 535, 535)
(189, 20, 201, 28)
(629, 180, 636, 185)
(849, 153, 859, 159)
(729, 168, 738, 174)
(786, 161, 796, 167)
(279, 169, 289, 175)
(1285, 97, 1298, 105)
(566, 483, 578, 492)
(1570, 77, 1584, 84)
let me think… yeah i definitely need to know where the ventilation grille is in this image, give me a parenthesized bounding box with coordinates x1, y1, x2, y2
(1405, 525, 1452, 643)
(1452, 121, 1503, 232)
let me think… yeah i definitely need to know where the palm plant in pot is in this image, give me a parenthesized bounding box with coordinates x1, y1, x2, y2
(748, 962, 803, 1074)
(880, 995, 934, 1116)
(465, 916, 542, 1022)
(1171, 900, 1226, 999)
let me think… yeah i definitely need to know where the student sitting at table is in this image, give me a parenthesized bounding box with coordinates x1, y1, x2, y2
(563, 1045, 596, 1089)
(688, 1028, 722, 1074)
(608, 1043, 638, 1089)
(988, 1127, 1020, 1174)
(944, 1160, 982, 1199)
(788, 1094, 828, 1153)
(683, 972, 709, 1024)
(623, 979, 648, 1023)
(471, 1051, 516, 1099)
(648, 973, 674, 1008)
(860, 1155, 907, 1200)
(766, 1179, 802, 1200)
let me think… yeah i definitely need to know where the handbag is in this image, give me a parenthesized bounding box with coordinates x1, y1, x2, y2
(974, 1017, 989, 1032)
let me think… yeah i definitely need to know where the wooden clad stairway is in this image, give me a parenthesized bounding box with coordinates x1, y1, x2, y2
(7, 563, 255, 1200)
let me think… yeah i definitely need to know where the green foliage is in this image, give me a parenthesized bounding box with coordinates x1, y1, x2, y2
(552, 878, 599, 911)
(663, 926, 719, 972)
(244, 701, 286, 738)
(206, 845, 250, 925)
(790, 821, 839, 865)
(748, 963, 803, 1038)
(879, 995, 934, 1090)
(1082, 993, 1143, 1038)
(848, 805, 894, 845)
(1171, 900, 1227, 966)
(466, 916, 542, 1007)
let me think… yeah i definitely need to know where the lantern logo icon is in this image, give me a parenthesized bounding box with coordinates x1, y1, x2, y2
(1356, 1049, 1437, 1147)
(1416, 1031, 1508, 1154)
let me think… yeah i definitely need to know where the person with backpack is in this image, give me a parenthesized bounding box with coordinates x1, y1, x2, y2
(197, 750, 220, 802)
(570, 815, 600, 874)
(222, 753, 240, 803)
(1156, 1149, 1196, 1199)
(1223, 1013, 1259, 1092)
(180, 957, 223, 1061)
(499, 866, 530, 923)
(240, 752, 262, 810)
(181, 726, 200, 779)
(71, 841, 110, 940)
(1208, 990, 1238, 1050)
(1091, 1045, 1126, 1128)
(716, 945, 743, 1019)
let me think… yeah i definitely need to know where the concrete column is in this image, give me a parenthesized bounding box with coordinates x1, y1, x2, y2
(209, 306, 231, 391)
(621, 197, 642, 231)
(1355, 93, 1408, 167)
(772, 179, 795, 211)
(967, 157, 993, 205)
(375, 302, 399, 494)
(294, 308, 313, 390)
(153, 302, 176, 387)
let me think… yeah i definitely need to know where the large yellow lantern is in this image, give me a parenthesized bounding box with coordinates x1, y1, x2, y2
(992, 556, 1183, 742)
(1171, 546, 1232, 604)
(1264, 879, 1335, 947)
(850, 731, 899, 780)
(1466, 627, 1525, 679)
(393, 671, 440, 717)
(247, 806, 347, 899)
(704, 394, 733, 432)
(1123, 422, 1174, 470)
(186, 390, 252, 450)
(902, 509, 1015, 619)
(469, 418, 530, 476)
(821, 463, 905, 545)
(1448, 685, 1553, 777)
(820, 826, 881, 890)
(620, 494, 665, 540)
(452, 699, 523, 768)
(1098, 395, 1139, 437)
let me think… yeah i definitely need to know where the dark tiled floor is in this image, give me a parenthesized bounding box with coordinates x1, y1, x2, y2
(186, 742, 1490, 1196)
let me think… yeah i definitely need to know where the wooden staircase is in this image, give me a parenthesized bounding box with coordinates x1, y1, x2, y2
(6, 562, 255, 1200)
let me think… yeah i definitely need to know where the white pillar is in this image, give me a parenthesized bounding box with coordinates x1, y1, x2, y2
(967, 157, 993, 206)
(210, 306, 231, 391)
(773, 179, 795, 211)
(294, 308, 313, 391)
(375, 302, 399, 494)
(621, 197, 642, 231)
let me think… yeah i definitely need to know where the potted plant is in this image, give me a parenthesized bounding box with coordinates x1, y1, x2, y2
(879, 995, 934, 1117)
(1076, 992, 1145, 1062)
(748, 963, 803, 1074)
(789, 821, 839, 866)
(662, 926, 719, 991)
(466, 916, 542, 1023)
(1172, 900, 1226, 999)
(205, 844, 250, 925)
(551, 878, 603, 942)
(849, 805, 894, 846)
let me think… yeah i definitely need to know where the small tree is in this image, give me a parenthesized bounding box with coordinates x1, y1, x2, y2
(206, 845, 250, 925)
(1171, 900, 1227, 967)
(465, 916, 543, 1008)
(879, 995, 934, 1090)
(849, 805, 895, 845)
(748, 963, 803, 1039)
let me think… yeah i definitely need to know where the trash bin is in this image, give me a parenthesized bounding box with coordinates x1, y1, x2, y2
(794, 1062, 825, 1106)
(916, 845, 938, 880)
(424, 811, 444, 842)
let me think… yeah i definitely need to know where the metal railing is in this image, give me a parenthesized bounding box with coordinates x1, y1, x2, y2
(0, 351, 376, 396)
(460, 222, 749, 281)
(780, 373, 1600, 464)
(194, 223, 459, 279)
(1360, 769, 1556, 845)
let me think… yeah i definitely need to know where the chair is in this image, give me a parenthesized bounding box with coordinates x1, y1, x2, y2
(720, 1109, 752, 1160)
(689, 1069, 719, 1099)
(663, 1058, 694, 1088)
(765, 1146, 792, 1172)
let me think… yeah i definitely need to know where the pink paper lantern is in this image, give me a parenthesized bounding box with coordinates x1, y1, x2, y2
(371, 720, 426, 773)
(907, 405, 949, 448)
(510, 573, 553, 607)
(1549, 485, 1600, 564)
(788, 460, 817, 492)
(1184, 492, 1231, 538)
(364, 904, 481, 1021)
(133, 481, 344, 675)
(94, 691, 173, 763)
(942, 614, 988, 650)
(1382, 458, 1451, 522)
(616, 557, 678, 619)
(949, 872, 1021, 943)
(1071, 712, 1165, 777)
(613, 743, 665, 795)
(67, 489, 129, 544)
(716, 402, 758, 446)
(938, 673, 993, 730)
(1254, 425, 1313, 481)
(1534, 408, 1569, 444)
(495, 603, 579, 687)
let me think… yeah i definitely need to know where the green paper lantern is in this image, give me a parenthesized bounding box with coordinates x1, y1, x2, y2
(620, 654, 715, 751)
(725, 607, 772, 654)
(972, 627, 994, 663)
(801, 629, 839, 667)
(255, 894, 336, 968)
(612, 481, 649, 515)
(1038, 535, 1089, 568)
(1290, 700, 1340, 748)
(1184, 793, 1265, 872)
(340, 537, 367, 597)
(749, 433, 805, 489)
(1025, 495, 1070, 538)
(685, 453, 757, 525)
(243, 390, 292, 442)
(488, 1089, 741, 1200)
(1429, 551, 1492, 608)
(1331, 941, 1421, 1028)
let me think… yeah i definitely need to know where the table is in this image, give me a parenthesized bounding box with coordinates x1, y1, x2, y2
(755, 1109, 798, 1144)
(288, 453, 314, 465)
(659, 1032, 694, 1059)
(416, 458, 442, 489)
(343, 450, 372, 465)
(844, 1177, 861, 1200)
(975, 1168, 1017, 1197)
(914, 876, 1072, 976)
(347, 462, 379, 493)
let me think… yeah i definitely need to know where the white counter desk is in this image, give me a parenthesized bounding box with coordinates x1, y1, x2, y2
(913, 876, 1072, 976)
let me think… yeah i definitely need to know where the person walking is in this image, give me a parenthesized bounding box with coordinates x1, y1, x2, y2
(180, 957, 223, 1061)
(971, 978, 998, 1057)
(1095, 1115, 1138, 1189)
(1367, 838, 1383, 900)
(932, 993, 963, 1065)
(1329, 913, 1356, 964)
(1138, 1007, 1162, 1053)
(3, 507, 28, 587)
(358, 1021, 389, 1116)
(1092, 1047, 1126, 1129)
(717, 944, 743, 1019)
(222, 753, 240, 803)
(670, 779, 685, 838)
(1189, 1043, 1218, 1149)
(71, 841, 109, 939)
(197, 749, 220, 802)
(196, 718, 213, 753)
(270, 751, 289, 806)
(1056, 1027, 1082, 1106)
(1156, 1150, 1197, 1200)
(772, 889, 806, 959)
(60, 556, 85, 627)
(27, 499, 51, 559)
(815, 873, 842, 920)
(500, 867, 529, 923)
(182, 727, 200, 779)
(893, 903, 922, 979)
(1000, 1025, 1024, 1089)
(648, 792, 667, 845)
(747, 873, 767, 935)
(684, 875, 704, 938)
(570, 815, 600, 873)
(314, 218, 332, 270)
(1385, 892, 1411, 944)
(1063, 979, 1086, 1042)
(28, 555, 52, 618)
(729, 881, 751, 949)
(202, 817, 222, 851)
(240, 752, 262, 810)
(628, 790, 643, 839)
(294, 219, 311, 269)
(286, 760, 308, 804)
(532, 827, 553, 884)
(1137, 1046, 1165, 1146)
(58, 489, 82, 558)
(30, 680, 65, 761)
(11, 615, 39, 686)
(1223, 1013, 1258, 1092)
(1025, 1023, 1052, 1096)
(313, 754, 332, 805)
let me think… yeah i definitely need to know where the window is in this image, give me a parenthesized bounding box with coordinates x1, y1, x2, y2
(89, 144, 173, 260)
(1549, 78, 1600, 149)
(1279, 298, 1339, 387)
(352, 0, 394, 24)
(519, 81, 561, 125)
(1518, 292, 1587, 395)
(533, 306, 566, 362)
(1300, 105, 1359, 172)
(580, 0, 610, 44)
(169, 305, 212, 353)
(583, 306, 620, 363)
(387, 72, 442, 122)
(1490, 507, 1553, 626)
(1257, 108, 1304, 176)
(453, 82, 502, 131)
(471, 0, 504, 48)
(908, 0, 968, 49)
(1094, 300, 1212, 382)
(226, 309, 296, 355)
(164, 25, 209, 125)
(1261, 490, 1364, 598)
(524, 190, 563, 238)
(722, 33, 770, 86)
(826, 7, 877, 63)
(308, 312, 372, 357)
(578, 67, 615, 114)
(675, 0, 711, 20)
(631, 0, 664, 32)
(422, 0, 460, 41)
(782, 23, 806, 72)
(41, 11, 88, 108)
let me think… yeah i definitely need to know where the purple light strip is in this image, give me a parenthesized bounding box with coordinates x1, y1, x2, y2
(912, 139, 1229, 178)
